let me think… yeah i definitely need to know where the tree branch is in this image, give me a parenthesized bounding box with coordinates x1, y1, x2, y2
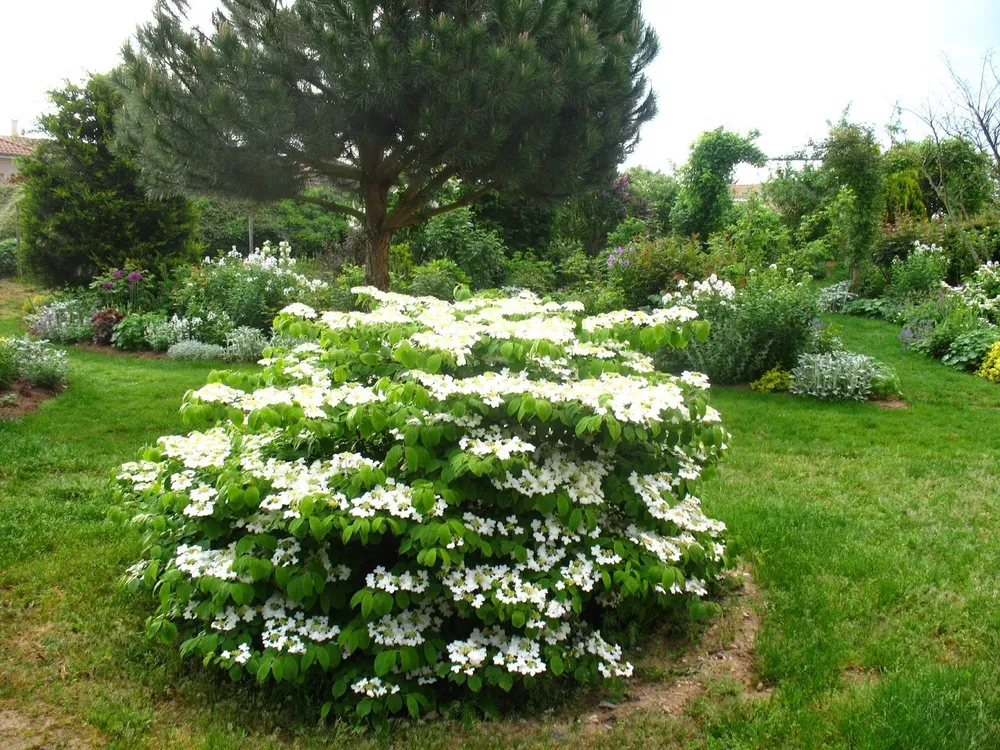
(292, 193, 364, 220)
(397, 186, 492, 228)
(385, 167, 457, 229)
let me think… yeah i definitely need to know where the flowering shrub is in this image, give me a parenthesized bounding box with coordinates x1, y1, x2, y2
(791, 352, 900, 402)
(664, 268, 817, 384)
(957, 261, 1000, 323)
(90, 262, 155, 313)
(805, 320, 846, 355)
(167, 340, 226, 361)
(26, 298, 95, 343)
(173, 241, 328, 331)
(114, 289, 732, 721)
(606, 236, 708, 310)
(147, 313, 236, 349)
(977, 342, 1000, 384)
(0, 337, 69, 389)
(889, 241, 948, 301)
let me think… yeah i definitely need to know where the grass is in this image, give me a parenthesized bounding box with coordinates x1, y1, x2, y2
(1, 284, 999, 748)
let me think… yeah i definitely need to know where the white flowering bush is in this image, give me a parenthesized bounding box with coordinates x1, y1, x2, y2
(114, 289, 732, 720)
(958, 261, 1000, 323)
(174, 241, 329, 332)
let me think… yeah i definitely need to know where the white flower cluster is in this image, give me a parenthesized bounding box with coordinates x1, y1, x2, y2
(664, 274, 736, 308)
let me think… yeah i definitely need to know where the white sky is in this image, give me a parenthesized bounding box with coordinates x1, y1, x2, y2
(1, 0, 998, 184)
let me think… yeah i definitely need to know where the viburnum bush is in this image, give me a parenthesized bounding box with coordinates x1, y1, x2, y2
(113, 288, 733, 721)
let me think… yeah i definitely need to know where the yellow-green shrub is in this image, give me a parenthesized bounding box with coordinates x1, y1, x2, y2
(977, 342, 1000, 383)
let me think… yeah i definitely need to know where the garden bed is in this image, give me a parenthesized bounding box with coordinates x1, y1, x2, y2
(0, 381, 62, 420)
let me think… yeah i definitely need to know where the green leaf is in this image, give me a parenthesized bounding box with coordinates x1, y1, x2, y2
(550, 653, 565, 676)
(374, 649, 397, 676)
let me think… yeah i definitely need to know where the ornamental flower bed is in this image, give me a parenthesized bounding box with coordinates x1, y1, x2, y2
(114, 288, 733, 720)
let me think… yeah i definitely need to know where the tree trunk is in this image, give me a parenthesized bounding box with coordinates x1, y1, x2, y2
(364, 181, 392, 290)
(366, 231, 391, 290)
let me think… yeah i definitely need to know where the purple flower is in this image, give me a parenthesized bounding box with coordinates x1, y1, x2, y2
(127, 271, 144, 283)
(607, 246, 632, 269)
(112, 269, 124, 279)
(102, 281, 115, 290)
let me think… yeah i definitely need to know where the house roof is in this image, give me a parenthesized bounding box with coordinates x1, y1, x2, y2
(729, 183, 762, 200)
(0, 136, 41, 157)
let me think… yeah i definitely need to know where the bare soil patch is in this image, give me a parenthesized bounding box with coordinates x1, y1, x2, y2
(0, 382, 61, 420)
(72, 343, 168, 360)
(536, 569, 769, 740)
(0, 705, 98, 750)
(873, 399, 908, 409)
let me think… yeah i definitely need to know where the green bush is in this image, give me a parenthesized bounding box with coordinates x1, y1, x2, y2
(674, 268, 818, 384)
(0, 339, 17, 389)
(705, 195, 791, 278)
(941, 326, 1000, 371)
(907, 298, 985, 360)
(173, 241, 327, 331)
(0, 238, 17, 278)
(555, 245, 597, 290)
(843, 296, 901, 321)
(606, 217, 649, 251)
(608, 236, 709, 310)
(113, 289, 730, 721)
(503, 254, 557, 293)
(113, 312, 166, 351)
(408, 260, 470, 300)
(417, 208, 506, 290)
(889, 242, 948, 301)
(777, 239, 831, 279)
(750, 365, 792, 393)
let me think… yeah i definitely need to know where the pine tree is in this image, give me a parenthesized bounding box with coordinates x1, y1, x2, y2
(117, 0, 658, 289)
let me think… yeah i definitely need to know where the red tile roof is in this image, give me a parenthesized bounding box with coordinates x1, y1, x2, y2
(729, 183, 762, 200)
(0, 136, 42, 157)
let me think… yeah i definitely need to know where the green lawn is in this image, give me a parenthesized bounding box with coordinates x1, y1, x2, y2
(2, 285, 999, 749)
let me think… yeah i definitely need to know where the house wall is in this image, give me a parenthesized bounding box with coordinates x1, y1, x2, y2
(0, 156, 16, 183)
